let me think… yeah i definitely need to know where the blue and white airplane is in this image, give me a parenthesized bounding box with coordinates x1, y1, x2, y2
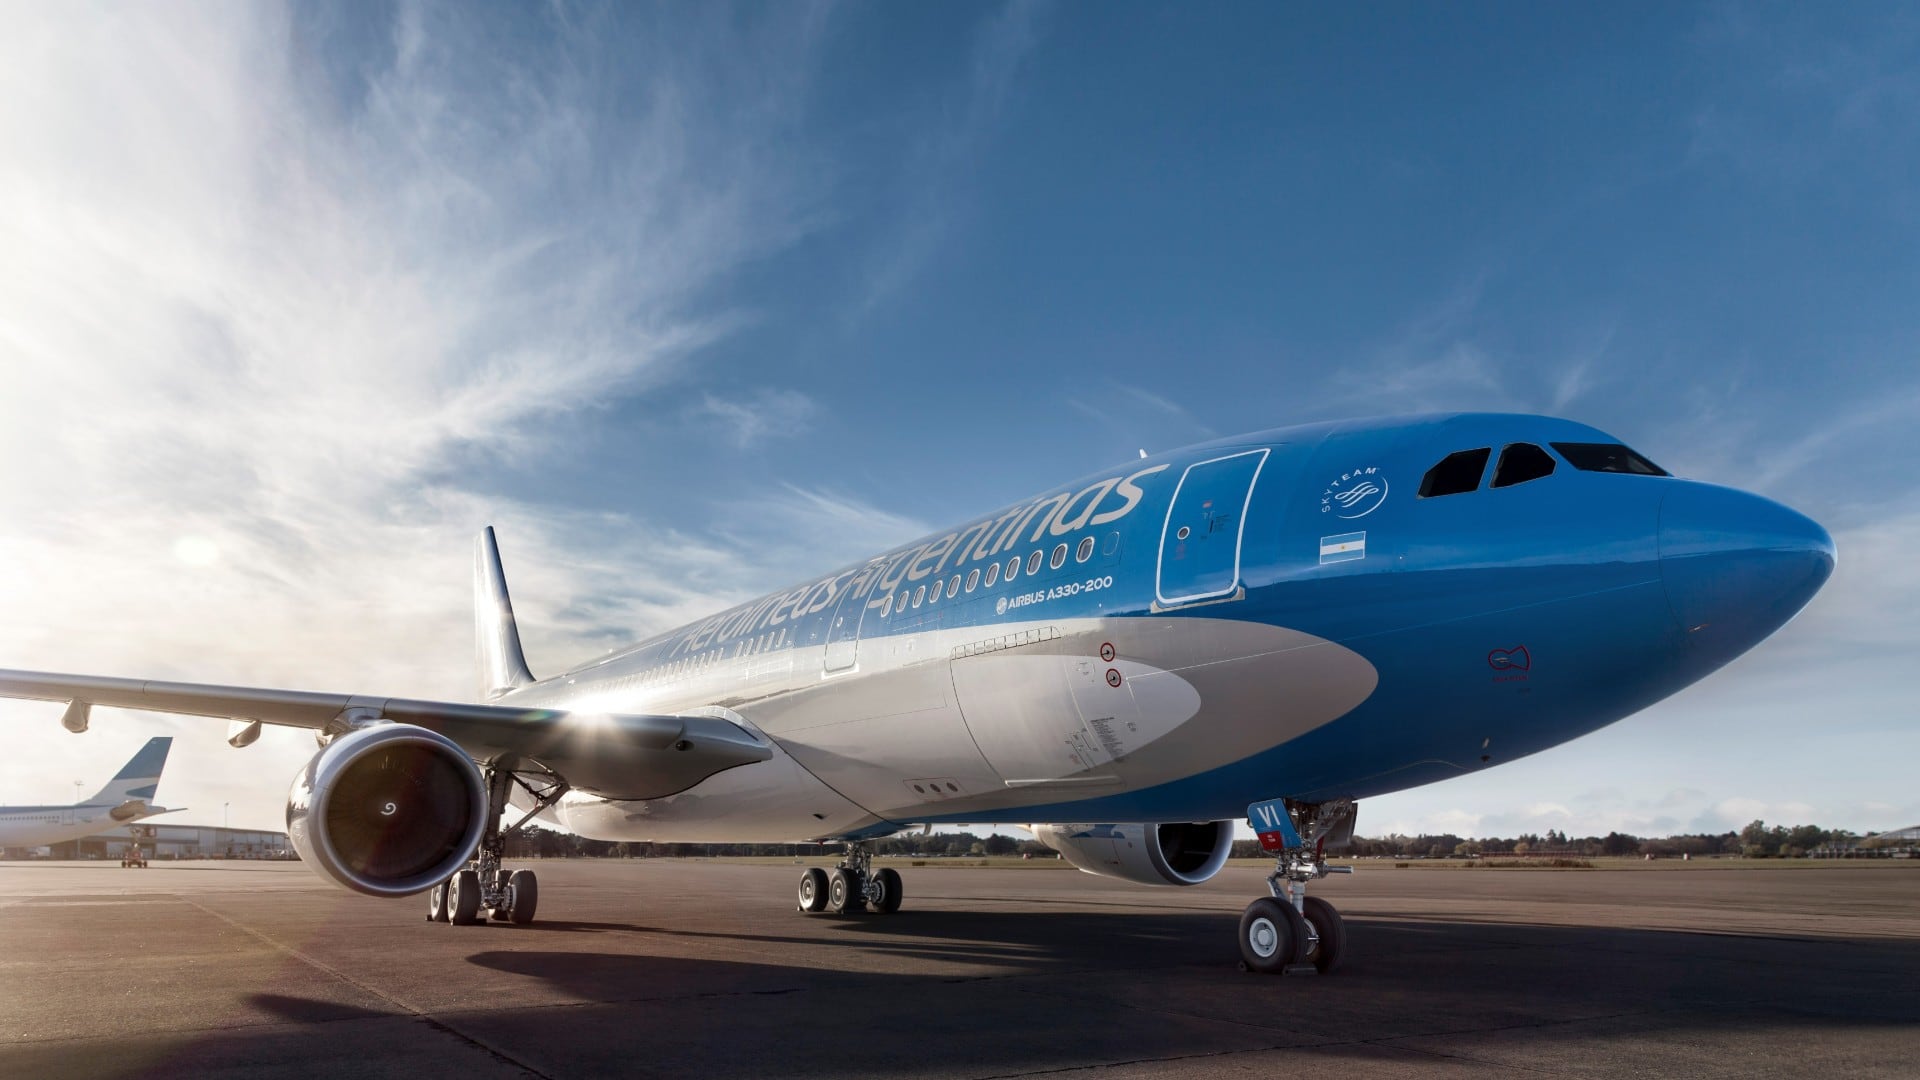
(0, 736, 176, 849)
(0, 413, 1831, 972)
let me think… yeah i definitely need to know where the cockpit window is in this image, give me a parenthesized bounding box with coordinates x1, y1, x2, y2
(1550, 442, 1669, 476)
(1419, 448, 1491, 498)
(1491, 443, 1556, 488)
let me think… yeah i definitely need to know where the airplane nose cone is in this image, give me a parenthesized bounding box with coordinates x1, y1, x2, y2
(1659, 484, 1834, 661)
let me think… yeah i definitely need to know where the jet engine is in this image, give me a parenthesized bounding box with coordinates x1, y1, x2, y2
(1029, 821, 1234, 886)
(287, 723, 487, 898)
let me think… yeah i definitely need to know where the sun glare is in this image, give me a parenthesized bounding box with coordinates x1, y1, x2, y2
(171, 536, 220, 567)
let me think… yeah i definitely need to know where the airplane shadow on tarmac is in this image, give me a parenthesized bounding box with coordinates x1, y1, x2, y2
(214, 913, 1920, 1079)
(481, 913, 1917, 1044)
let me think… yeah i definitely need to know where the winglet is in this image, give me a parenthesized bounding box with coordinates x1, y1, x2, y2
(474, 526, 536, 701)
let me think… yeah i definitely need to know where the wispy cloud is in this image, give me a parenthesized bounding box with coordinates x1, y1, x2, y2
(1068, 380, 1219, 451)
(849, 2, 1045, 318)
(691, 388, 819, 449)
(0, 4, 840, 823)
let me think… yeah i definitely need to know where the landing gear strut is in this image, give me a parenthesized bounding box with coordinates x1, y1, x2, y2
(797, 841, 903, 915)
(428, 765, 568, 928)
(1238, 798, 1354, 975)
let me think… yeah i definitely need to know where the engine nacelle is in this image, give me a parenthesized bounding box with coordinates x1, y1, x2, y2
(1030, 821, 1235, 886)
(287, 723, 487, 897)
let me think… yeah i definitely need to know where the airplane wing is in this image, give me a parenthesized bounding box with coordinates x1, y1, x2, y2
(0, 668, 771, 800)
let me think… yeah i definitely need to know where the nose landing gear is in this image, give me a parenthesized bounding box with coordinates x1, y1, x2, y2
(797, 841, 904, 915)
(1238, 797, 1355, 975)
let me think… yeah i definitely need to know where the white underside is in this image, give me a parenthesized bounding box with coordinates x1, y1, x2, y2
(550, 617, 1377, 843)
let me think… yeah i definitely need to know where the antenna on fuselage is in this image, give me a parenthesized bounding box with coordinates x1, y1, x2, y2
(1138, 449, 1148, 459)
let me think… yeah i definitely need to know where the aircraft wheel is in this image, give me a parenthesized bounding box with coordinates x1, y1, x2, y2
(495, 864, 518, 914)
(1238, 897, 1305, 974)
(1301, 896, 1346, 974)
(827, 868, 861, 915)
(448, 869, 482, 926)
(798, 867, 829, 912)
(426, 881, 450, 923)
(869, 867, 903, 913)
(507, 869, 539, 925)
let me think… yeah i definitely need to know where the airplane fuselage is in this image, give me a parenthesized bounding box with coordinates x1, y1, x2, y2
(0, 804, 138, 848)
(497, 412, 1832, 843)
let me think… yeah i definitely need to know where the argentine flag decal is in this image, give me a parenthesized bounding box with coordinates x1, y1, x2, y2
(1319, 531, 1366, 564)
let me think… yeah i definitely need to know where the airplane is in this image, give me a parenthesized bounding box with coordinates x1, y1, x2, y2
(0, 412, 1833, 973)
(0, 736, 177, 849)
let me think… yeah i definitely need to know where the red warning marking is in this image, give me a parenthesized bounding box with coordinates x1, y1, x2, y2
(1099, 642, 1116, 662)
(1105, 668, 1123, 688)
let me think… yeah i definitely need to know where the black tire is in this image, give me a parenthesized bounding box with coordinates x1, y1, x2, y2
(1301, 895, 1346, 974)
(869, 867, 903, 913)
(827, 868, 861, 915)
(507, 870, 538, 925)
(495, 864, 518, 914)
(426, 881, 450, 923)
(1238, 897, 1304, 974)
(798, 868, 829, 912)
(449, 869, 482, 926)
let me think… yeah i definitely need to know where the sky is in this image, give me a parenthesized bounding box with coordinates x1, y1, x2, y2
(2, 2, 1915, 840)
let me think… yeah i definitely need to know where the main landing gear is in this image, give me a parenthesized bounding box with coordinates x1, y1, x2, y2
(797, 842, 903, 916)
(427, 765, 568, 928)
(1238, 798, 1355, 976)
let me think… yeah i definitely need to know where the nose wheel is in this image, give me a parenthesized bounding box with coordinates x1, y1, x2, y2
(1238, 797, 1354, 975)
(797, 842, 904, 915)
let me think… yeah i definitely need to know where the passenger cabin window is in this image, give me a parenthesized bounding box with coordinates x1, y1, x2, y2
(1005, 556, 1020, 580)
(1419, 447, 1491, 498)
(985, 562, 1000, 587)
(947, 575, 961, 598)
(1551, 442, 1669, 476)
(1076, 537, 1094, 563)
(1026, 550, 1044, 575)
(965, 568, 980, 592)
(1491, 443, 1556, 488)
(1049, 543, 1068, 569)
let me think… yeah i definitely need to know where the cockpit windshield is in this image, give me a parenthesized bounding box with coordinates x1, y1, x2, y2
(1550, 442, 1668, 476)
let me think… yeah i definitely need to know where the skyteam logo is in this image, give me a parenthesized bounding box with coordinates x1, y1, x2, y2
(1321, 466, 1388, 519)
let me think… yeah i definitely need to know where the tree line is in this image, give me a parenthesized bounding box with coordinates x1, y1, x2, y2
(505, 820, 1867, 861)
(1228, 820, 1864, 860)
(504, 827, 1042, 860)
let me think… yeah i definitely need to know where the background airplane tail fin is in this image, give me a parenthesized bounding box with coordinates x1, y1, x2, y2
(88, 736, 171, 805)
(475, 526, 536, 701)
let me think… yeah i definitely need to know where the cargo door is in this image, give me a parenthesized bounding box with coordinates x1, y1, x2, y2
(1155, 448, 1268, 608)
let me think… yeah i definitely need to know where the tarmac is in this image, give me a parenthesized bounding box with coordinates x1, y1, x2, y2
(1, 857, 1916, 1079)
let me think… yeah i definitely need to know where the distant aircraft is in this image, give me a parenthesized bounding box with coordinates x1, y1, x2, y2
(0, 413, 1832, 973)
(0, 736, 176, 848)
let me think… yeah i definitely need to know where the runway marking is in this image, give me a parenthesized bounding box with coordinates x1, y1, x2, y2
(173, 895, 555, 1080)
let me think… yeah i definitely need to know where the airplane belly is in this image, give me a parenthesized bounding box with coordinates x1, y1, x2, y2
(951, 618, 1378, 800)
(553, 726, 883, 844)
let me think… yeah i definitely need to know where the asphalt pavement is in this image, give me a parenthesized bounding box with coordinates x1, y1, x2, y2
(1, 858, 1915, 1079)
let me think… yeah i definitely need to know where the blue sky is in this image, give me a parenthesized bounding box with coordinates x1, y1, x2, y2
(2, 3, 1914, 839)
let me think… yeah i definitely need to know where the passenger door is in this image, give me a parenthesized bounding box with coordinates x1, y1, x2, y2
(1155, 448, 1269, 609)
